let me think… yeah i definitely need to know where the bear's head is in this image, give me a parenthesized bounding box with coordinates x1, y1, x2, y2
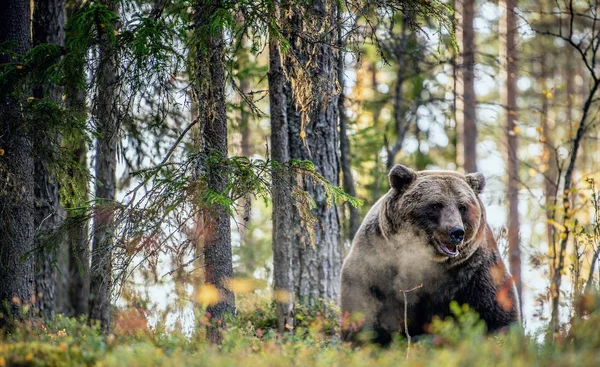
(379, 164, 487, 263)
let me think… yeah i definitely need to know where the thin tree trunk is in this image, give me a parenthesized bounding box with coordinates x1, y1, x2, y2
(0, 0, 35, 328)
(386, 16, 409, 172)
(540, 58, 558, 293)
(337, 5, 360, 243)
(286, 0, 342, 305)
(89, 0, 119, 332)
(238, 32, 252, 262)
(31, 0, 67, 320)
(455, 0, 478, 173)
(500, 0, 522, 314)
(192, 0, 234, 344)
(269, 0, 295, 332)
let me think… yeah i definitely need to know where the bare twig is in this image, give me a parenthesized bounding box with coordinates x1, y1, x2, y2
(399, 283, 423, 357)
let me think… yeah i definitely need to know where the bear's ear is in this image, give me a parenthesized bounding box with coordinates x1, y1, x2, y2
(388, 164, 416, 193)
(465, 172, 486, 194)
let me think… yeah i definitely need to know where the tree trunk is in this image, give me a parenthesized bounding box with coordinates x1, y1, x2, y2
(31, 0, 67, 320)
(500, 0, 522, 314)
(386, 16, 409, 172)
(0, 0, 35, 328)
(455, 0, 478, 173)
(268, 0, 295, 332)
(54, 0, 90, 318)
(338, 6, 360, 244)
(285, 0, 342, 306)
(192, 0, 235, 344)
(89, 0, 119, 332)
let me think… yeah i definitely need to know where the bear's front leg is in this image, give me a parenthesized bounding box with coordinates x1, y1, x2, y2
(456, 253, 521, 332)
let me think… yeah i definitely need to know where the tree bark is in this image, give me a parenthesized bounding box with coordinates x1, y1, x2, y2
(285, 0, 342, 305)
(192, 0, 235, 344)
(89, 0, 119, 332)
(0, 0, 35, 328)
(338, 5, 360, 244)
(500, 0, 522, 315)
(31, 0, 67, 320)
(455, 0, 478, 173)
(268, 0, 295, 332)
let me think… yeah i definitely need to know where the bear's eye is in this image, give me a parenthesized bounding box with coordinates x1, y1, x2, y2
(423, 203, 443, 221)
(427, 203, 444, 212)
(458, 204, 468, 215)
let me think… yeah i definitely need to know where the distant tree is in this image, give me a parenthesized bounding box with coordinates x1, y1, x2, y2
(88, 0, 120, 332)
(455, 0, 477, 173)
(338, 3, 360, 243)
(500, 0, 522, 314)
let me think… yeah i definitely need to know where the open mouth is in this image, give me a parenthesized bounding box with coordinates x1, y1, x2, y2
(437, 242, 459, 257)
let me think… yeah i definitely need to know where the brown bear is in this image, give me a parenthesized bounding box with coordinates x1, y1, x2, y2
(340, 164, 520, 345)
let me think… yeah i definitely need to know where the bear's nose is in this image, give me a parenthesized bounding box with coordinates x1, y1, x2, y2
(448, 226, 465, 244)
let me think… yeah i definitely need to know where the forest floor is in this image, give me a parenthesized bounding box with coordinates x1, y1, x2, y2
(1, 299, 600, 366)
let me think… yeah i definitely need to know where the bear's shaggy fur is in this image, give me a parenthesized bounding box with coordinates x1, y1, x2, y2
(340, 165, 520, 345)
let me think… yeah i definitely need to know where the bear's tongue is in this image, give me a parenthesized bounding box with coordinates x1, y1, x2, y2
(439, 243, 458, 257)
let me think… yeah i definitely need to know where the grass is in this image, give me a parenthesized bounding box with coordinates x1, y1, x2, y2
(1, 296, 600, 367)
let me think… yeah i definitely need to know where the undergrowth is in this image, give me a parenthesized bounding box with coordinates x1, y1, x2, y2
(1, 294, 600, 367)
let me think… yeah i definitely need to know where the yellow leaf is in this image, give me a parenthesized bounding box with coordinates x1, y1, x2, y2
(100, 23, 105, 29)
(536, 126, 543, 133)
(27, 97, 34, 102)
(16, 65, 23, 69)
(25, 353, 33, 362)
(300, 130, 306, 139)
(545, 91, 553, 99)
(58, 343, 68, 353)
(0, 148, 4, 156)
(226, 278, 264, 294)
(114, 30, 119, 36)
(539, 136, 547, 143)
(0, 356, 5, 367)
(196, 284, 220, 306)
(274, 290, 293, 304)
(513, 126, 521, 135)
(547, 219, 566, 232)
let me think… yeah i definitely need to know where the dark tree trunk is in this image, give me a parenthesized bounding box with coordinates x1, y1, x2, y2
(0, 0, 34, 328)
(338, 6, 360, 244)
(269, 0, 295, 333)
(285, 0, 342, 305)
(501, 0, 522, 315)
(89, 0, 119, 332)
(455, 0, 478, 173)
(31, 0, 67, 320)
(192, 0, 235, 344)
